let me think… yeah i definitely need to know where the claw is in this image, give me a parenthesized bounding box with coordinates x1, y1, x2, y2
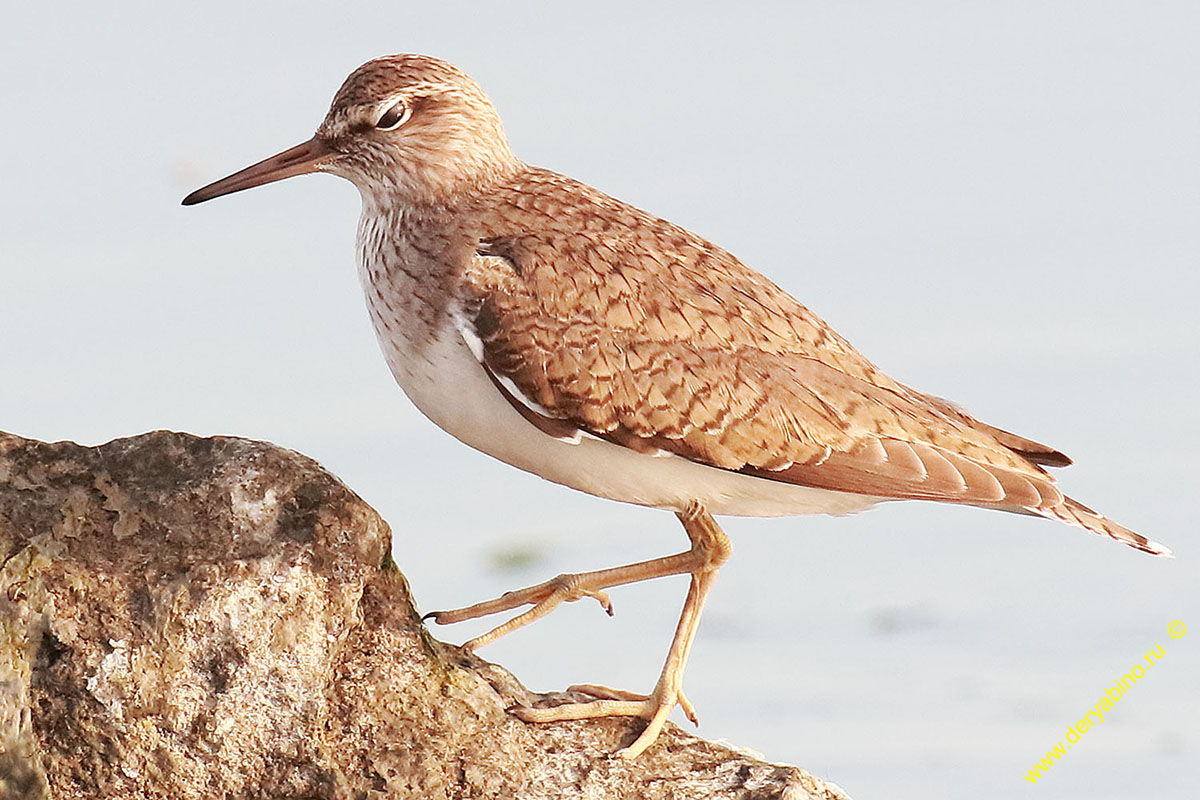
(677, 690, 698, 726)
(583, 589, 614, 615)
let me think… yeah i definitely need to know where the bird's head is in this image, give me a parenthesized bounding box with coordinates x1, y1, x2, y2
(183, 54, 518, 208)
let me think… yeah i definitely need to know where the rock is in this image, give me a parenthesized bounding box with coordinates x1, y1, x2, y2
(0, 431, 849, 800)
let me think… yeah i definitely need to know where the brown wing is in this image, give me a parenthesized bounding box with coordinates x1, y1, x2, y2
(456, 168, 1169, 555)
(463, 224, 1064, 512)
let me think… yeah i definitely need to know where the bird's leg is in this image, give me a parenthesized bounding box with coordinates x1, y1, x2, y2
(510, 503, 731, 758)
(424, 503, 727, 653)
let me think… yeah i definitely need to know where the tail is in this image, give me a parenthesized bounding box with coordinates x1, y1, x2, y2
(1040, 497, 1172, 557)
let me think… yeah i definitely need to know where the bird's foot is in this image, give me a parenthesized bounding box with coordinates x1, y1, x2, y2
(424, 571, 617, 650)
(568, 683, 698, 725)
(422, 539, 719, 651)
(513, 679, 695, 758)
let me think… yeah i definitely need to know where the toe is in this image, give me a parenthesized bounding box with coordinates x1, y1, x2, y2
(677, 690, 698, 725)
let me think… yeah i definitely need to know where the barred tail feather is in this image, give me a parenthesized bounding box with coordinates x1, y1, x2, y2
(1040, 497, 1172, 557)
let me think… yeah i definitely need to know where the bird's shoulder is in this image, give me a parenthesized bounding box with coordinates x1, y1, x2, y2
(465, 166, 890, 387)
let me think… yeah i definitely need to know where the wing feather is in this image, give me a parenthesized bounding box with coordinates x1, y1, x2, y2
(465, 173, 1066, 510)
(454, 166, 1169, 554)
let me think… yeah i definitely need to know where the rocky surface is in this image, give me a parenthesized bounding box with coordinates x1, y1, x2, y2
(0, 430, 849, 799)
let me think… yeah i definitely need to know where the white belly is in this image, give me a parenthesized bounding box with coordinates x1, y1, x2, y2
(371, 311, 880, 519)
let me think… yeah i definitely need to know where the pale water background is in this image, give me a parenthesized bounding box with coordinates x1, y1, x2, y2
(2, 2, 1197, 797)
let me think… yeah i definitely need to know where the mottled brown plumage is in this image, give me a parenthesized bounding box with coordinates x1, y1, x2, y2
(458, 168, 1160, 552)
(183, 53, 1170, 759)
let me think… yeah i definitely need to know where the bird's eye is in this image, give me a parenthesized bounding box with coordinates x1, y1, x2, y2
(375, 100, 412, 131)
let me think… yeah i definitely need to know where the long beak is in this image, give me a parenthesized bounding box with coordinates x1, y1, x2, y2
(182, 137, 335, 205)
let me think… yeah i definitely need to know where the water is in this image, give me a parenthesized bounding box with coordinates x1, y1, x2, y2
(2, 3, 1197, 798)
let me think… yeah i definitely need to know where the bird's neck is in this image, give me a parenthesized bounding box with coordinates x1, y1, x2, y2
(357, 195, 476, 277)
(354, 195, 479, 366)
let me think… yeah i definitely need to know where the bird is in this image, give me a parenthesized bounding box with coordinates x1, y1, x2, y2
(183, 54, 1171, 758)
